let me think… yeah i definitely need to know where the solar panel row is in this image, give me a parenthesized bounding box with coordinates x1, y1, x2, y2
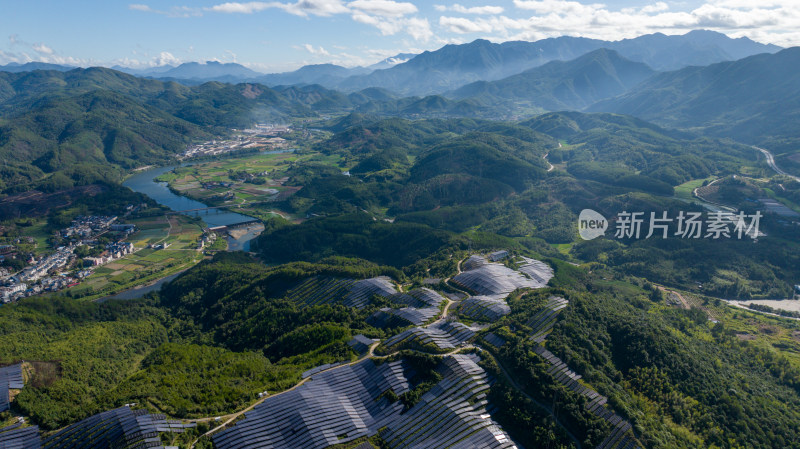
(214, 359, 411, 449)
(0, 423, 41, 449)
(0, 364, 23, 413)
(43, 406, 194, 449)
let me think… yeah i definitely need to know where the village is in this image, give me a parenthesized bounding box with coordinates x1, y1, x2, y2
(0, 215, 138, 303)
(179, 124, 291, 159)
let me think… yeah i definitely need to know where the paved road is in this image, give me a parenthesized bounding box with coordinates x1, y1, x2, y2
(543, 153, 555, 172)
(755, 146, 800, 182)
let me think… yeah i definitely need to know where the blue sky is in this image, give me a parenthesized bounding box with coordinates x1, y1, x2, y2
(0, 0, 796, 72)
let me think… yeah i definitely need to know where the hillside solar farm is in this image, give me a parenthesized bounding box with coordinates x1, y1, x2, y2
(187, 252, 640, 449)
(0, 250, 650, 449)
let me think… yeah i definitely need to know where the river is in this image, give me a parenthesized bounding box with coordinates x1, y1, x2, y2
(122, 165, 256, 229)
(108, 163, 265, 301)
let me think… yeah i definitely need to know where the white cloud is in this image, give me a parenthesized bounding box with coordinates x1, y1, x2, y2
(302, 43, 331, 55)
(512, 0, 606, 16)
(128, 4, 153, 12)
(641, 2, 668, 14)
(434, 4, 504, 15)
(201, 0, 428, 40)
(32, 43, 54, 55)
(129, 3, 201, 17)
(349, 0, 417, 17)
(153, 51, 181, 66)
(207, 0, 349, 16)
(405, 17, 434, 41)
(352, 13, 432, 41)
(439, 0, 794, 46)
(207, 2, 273, 13)
(439, 16, 493, 33)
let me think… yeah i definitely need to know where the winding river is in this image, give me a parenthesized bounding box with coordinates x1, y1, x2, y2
(122, 165, 256, 228)
(106, 163, 264, 301)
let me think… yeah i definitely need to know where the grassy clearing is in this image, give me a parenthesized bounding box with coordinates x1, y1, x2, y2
(659, 286, 800, 369)
(674, 177, 716, 202)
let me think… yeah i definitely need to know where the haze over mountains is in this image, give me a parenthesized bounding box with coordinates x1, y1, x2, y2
(591, 47, 800, 150)
(2, 30, 779, 95)
(448, 48, 657, 111)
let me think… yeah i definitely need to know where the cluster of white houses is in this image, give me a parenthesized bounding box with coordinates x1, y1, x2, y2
(1, 216, 137, 303)
(84, 241, 135, 266)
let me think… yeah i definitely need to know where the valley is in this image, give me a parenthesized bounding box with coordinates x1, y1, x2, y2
(3, 25, 800, 449)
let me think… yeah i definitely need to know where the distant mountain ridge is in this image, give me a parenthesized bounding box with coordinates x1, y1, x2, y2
(0, 62, 75, 72)
(449, 49, 656, 111)
(0, 30, 779, 96)
(333, 30, 781, 96)
(589, 47, 800, 151)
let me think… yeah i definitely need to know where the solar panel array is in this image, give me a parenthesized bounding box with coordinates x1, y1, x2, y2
(452, 257, 540, 297)
(527, 296, 569, 343)
(523, 298, 642, 449)
(388, 288, 446, 309)
(461, 255, 488, 271)
(0, 364, 23, 412)
(44, 406, 194, 449)
(381, 354, 518, 449)
(213, 359, 411, 449)
(368, 307, 440, 328)
(215, 354, 517, 449)
(367, 288, 446, 328)
(0, 424, 41, 449)
(381, 321, 475, 352)
(458, 296, 511, 322)
(347, 335, 375, 355)
(301, 362, 347, 379)
(516, 257, 554, 287)
(287, 276, 399, 310)
(482, 333, 507, 349)
(342, 278, 399, 309)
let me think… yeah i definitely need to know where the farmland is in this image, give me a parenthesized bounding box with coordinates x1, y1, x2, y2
(64, 214, 204, 301)
(155, 150, 344, 222)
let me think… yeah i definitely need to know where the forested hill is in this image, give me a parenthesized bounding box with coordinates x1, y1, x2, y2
(589, 47, 800, 151)
(449, 49, 656, 110)
(0, 68, 357, 192)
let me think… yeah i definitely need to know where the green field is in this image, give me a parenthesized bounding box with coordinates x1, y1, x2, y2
(674, 176, 716, 202)
(160, 150, 344, 221)
(64, 215, 204, 301)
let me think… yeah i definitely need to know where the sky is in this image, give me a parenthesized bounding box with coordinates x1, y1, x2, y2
(1, 0, 799, 72)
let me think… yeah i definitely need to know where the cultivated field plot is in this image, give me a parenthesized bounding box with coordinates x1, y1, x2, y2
(161, 151, 309, 204)
(65, 215, 204, 301)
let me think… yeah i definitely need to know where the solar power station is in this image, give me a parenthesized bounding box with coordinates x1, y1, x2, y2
(381, 321, 475, 352)
(213, 359, 412, 449)
(214, 355, 519, 449)
(43, 406, 195, 449)
(288, 276, 397, 309)
(2, 254, 642, 449)
(453, 254, 554, 322)
(526, 297, 642, 449)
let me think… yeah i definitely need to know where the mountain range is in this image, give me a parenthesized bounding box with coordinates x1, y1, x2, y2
(590, 47, 800, 150)
(2, 30, 778, 97)
(328, 30, 780, 95)
(1, 29, 799, 191)
(448, 48, 656, 111)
